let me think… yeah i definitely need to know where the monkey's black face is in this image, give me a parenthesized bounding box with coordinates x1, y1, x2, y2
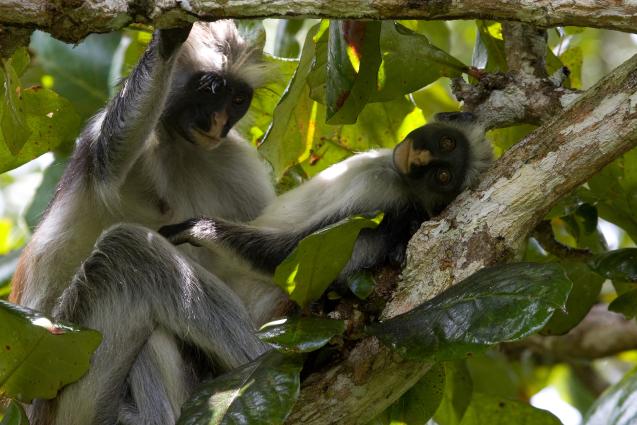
(393, 123, 470, 196)
(162, 72, 253, 150)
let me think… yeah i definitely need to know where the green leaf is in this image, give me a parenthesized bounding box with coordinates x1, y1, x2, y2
(0, 400, 29, 425)
(272, 20, 304, 58)
(347, 271, 375, 300)
(473, 21, 507, 72)
(588, 249, 637, 282)
(0, 300, 102, 402)
(397, 20, 451, 51)
(325, 21, 381, 124)
(460, 393, 561, 425)
(609, 289, 637, 319)
(435, 361, 473, 425)
(382, 363, 446, 424)
(371, 22, 466, 102)
(0, 85, 81, 173)
(260, 23, 322, 179)
(177, 351, 303, 425)
(1, 56, 32, 155)
(583, 367, 637, 425)
(236, 55, 298, 146)
(29, 31, 121, 119)
(541, 260, 604, 335)
(273, 213, 384, 308)
(367, 263, 572, 361)
(257, 316, 346, 353)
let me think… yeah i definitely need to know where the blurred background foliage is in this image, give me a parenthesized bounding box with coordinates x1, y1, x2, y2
(0, 19, 636, 425)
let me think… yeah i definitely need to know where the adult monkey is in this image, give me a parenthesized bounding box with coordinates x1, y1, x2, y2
(11, 21, 284, 425)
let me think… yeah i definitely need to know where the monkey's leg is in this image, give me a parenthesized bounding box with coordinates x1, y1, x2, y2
(51, 223, 268, 425)
(87, 26, 190, 196)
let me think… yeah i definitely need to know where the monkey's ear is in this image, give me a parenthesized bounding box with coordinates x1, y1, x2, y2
(435, 112, 476, 123)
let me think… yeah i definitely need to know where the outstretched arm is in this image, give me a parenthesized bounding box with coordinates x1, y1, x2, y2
(85, 26, 191, 188)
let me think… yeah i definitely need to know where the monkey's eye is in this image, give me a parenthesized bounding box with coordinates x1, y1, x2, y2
(439, 136, 456, 152)
(436, 168, 452, 185)
(232, 95, 247, 105)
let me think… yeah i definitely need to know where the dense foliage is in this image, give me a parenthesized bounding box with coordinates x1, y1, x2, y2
(0, 19, 636, 425)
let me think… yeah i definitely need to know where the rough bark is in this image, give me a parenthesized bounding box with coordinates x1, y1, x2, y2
(287, 52, 637, 425)
(1, 0, 637, 43)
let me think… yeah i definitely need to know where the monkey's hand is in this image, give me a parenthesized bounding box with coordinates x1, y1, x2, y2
(158, 218, 206, 247)
(156, 23, 194, 59)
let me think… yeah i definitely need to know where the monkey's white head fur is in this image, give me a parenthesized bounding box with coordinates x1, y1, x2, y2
(175, 20, 271, 89)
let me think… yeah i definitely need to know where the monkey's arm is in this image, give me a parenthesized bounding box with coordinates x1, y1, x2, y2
(86, 26, 191, 187)
(159, 211, 420, 276)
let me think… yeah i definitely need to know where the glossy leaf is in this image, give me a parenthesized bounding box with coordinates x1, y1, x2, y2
(325, 21, 381, 124)
(257, 316, 346, 353)
(0, 300, 101, 402)
(609, 289, 637, 319)
(588, 249, 637, 282)
(583, 367, 637, 425)
(473, 21, 507, 72)
(177, 351, 303, 425)
(367, 263, 572, 361)
(273, 213, 383, 308)
(541, 260, 604, 335)
(0, 400, 29, 425)
(434, 361, 473, 425)
(347, 271, 375, 300)
(460, 393, 561, 425)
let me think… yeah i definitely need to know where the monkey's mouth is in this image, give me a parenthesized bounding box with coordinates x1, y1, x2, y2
(393, 138, 432, 175)
(191, 127, 222, 149)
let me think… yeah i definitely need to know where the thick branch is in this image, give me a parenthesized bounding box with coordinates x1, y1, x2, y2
(1, 0, 637, 42)
(288, 53, 637, 425)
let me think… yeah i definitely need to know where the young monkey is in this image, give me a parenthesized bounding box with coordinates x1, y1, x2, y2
(160, 113, 493, 286)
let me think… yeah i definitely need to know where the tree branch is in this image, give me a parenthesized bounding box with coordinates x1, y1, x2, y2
(1, 0, 637, 43)
(287, 52, 637, 425)
(504, 304, 637, 361)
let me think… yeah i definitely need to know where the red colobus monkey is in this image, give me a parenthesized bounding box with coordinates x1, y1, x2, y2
(11, 22, 285, 425)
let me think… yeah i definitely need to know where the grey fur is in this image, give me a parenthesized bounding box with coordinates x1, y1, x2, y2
(13, 21, 281, 425)
(161, 117, 493, 286)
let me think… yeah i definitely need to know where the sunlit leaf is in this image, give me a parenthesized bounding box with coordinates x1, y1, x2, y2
(367, 263, 571, 361)
(460, 393, 561, 425)
(372, 22, 466, 102)
(583, 367, 637, 425)
(0, 300, 101, 402)
(260, 24, 322, 179)
(257, 316, 345, 353)
(473, 21, 507, 72)
(0, 85, 80, 173)
(435, 361, 473, 425)
(177, 351, 303, 425)
(325, 21, 381, 124)
(273, 213, 383, 308)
